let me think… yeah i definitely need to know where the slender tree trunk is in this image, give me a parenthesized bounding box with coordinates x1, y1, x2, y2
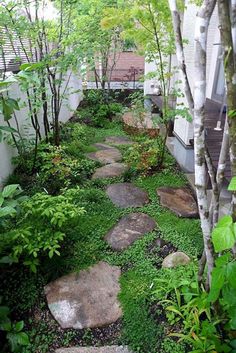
(168, 0, 194, 114)
(194, 0, 216, 284)
(218, 0, 236, 221)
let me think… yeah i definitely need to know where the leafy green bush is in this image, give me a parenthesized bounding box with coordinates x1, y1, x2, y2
(76, 90, 123, 127)
(124, 137, 165, 174)
(35, 144, 96, 194)
(1, 191, 85, 272)
(152, 259, 235, 353)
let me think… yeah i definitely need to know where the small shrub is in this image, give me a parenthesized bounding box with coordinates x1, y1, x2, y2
(35, 144, 96, 194)
(124, 137, 165, 174)
(1, 191, 85, 272)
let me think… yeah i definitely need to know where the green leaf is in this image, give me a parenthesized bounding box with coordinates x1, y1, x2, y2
(0, 125, 18, 136)
(226, 262, 236, 289)
(208, 266, 226, 302)
(212, 216, 235, 252)
(7, 332, 18, 351)
(230, 339, 236, 349)
(2, 184, 20, 198)
(228, 177, 236, 191)
(0, 305, 10, 319)
(0, 206, 17, 218)
(20, 62, 43, 71)
(0, 256, 14, 265)
(17, 332, 29, 346)
(15, 321, 24, 332)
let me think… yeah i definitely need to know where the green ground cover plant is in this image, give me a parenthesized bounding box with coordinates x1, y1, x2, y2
(0, 105, 203, 353)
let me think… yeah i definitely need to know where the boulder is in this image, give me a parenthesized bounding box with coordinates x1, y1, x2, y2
(106, 183, 149, 208)
(162, 252, 191, 268)
(44, 262, 122, 329)
(157, 187, 199, 218)
(105, 212, 156, 251)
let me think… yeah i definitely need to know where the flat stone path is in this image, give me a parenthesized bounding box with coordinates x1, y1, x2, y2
(44, 262, 122, 329)
(86, 148, 122, 165)
(106, 183, 149, 208)
(92, 143, 117, 150)
(92, 163, 128, 179)
(55, 346, 132, 353)
(105, 136, 133, 146)
(157, 187, 199, 218)
(105, 212, 156, 250)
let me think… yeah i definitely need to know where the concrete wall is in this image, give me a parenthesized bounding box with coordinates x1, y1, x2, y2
(0, 71, 82, 186)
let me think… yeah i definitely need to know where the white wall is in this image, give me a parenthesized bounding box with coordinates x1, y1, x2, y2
(173, 2, 219, 145)
(0, 71, 82, 186)
(144, 1, 219, 146)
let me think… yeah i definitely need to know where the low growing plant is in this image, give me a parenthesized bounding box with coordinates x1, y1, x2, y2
(1, 191, 85, 272)
(0, 297, 29, 353)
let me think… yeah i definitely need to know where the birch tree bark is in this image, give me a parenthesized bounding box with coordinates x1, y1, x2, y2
(218, 0, 236, 221)
(194, 0, 216, 282)
(168, 0, 194, 113)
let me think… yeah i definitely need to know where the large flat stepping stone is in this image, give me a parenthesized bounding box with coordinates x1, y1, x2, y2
(105, 212, 156, 250)
(92, 163, 128, 179)
(86, 148, 122, 165)
(92, 143, 117, 150)
(105, 136, 133, 145)
(44, 262, 122, 329)
(55, 346, 132, 353)
(156, 187, 199, 218)
(106, 183, 149, 208)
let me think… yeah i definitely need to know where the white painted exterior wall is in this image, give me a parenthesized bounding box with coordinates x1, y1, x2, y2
(174, 2, 219, 145)
(144, 2, 220, 146)
(0, 71, 82, 186)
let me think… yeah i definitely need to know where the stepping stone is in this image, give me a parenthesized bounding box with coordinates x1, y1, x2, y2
(156, 187, 199, 218)
(44, 262, 122, 329)
(92, 163, 128, 179)
(55, 346, 132, 353)
(105, 212, 156, 251)
(162, 252, 191, 268)
(105, 136, 133, 146)
(106, 183, 149, 208)
(86, 148, 122, 165)
(92, 143, 117, 150)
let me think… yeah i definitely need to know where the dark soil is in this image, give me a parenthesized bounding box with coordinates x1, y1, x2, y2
(147, 235, 177, 269)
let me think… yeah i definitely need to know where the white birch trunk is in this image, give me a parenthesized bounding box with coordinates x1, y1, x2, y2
(168, 0, 194, 114)
(194, 0, 216, 282)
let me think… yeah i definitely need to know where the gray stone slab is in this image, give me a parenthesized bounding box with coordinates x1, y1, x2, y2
(45, 262, 122, 329)
(92, 143, 117, 150)
(106, 183, 149, 208)
(55, 346, 132, 353)
(105, 136, 133, 146)
(105, 212, 156, 250)
(156, 187, 199, 218)
(92, 163, 128, 179)
(86, 149, 122, 165)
